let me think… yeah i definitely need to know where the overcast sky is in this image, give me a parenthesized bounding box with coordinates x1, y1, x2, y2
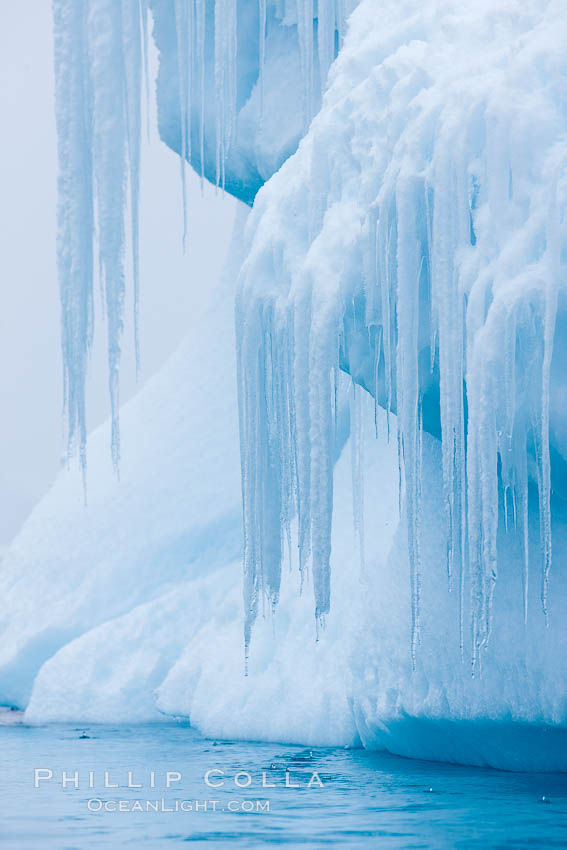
(0, 1, 237, 545)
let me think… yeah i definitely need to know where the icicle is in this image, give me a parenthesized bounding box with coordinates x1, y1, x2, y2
(351, 385, 365, 573)
(294, 287, 313, 583)
(258, 0, 267, 116)
(296, 0, 314, 128)
(275, 310, 298, 567)
(466, 300, 502, 669)
(376, 214, 394, 433)
(139, 0, 151, 142)
(395, 174, 424, 667)
(52, 0, 94, 478)
(195, 0, 206, 185)
(308, 307, 336, 626)
(335, 0, 345, 43)
(53, 0, 145, 474)
(540, 181, 560, 619)
(236, 289, 291, 652)
(215, 0, 237, 187)
(87, 0, 129, 472)
(173, 0, 192, 246)
(316, 0, 335, 96)
(121, 0, 143, 376)
(430, 137, 467, 597)
(517, 441, 529, 625)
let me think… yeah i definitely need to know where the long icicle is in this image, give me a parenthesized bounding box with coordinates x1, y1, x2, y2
(52, 0, 94, 481)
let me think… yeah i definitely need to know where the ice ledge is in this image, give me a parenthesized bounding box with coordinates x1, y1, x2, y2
(357, 715, 567, 773)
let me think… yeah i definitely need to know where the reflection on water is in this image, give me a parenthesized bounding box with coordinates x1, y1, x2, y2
(1, 721, 566, 848)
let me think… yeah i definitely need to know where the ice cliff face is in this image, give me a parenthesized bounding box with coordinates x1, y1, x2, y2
(1, 0, 567, 769)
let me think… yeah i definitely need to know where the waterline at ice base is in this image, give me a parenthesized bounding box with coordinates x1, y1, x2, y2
(2, 0, 567, 777)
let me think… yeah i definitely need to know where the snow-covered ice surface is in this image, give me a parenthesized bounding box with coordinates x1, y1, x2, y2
(2, 0, 567, 772)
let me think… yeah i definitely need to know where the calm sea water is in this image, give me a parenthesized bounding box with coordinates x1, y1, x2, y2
(1, 721, 566, 848)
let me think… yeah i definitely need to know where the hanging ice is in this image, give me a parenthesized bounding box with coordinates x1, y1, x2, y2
(236, 0, 567, 662)
(52, 0, 354, 469)
(51, 0, 567, 671)
(150, 0, 357, 200)
(52, 0, 144, 472)
(52, 0, 94, 477)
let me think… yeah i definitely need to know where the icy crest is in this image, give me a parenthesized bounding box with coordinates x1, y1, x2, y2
(237, 0, 567, 664)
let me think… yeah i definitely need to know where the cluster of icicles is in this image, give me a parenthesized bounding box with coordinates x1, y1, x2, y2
(52, 0, 349, 474)
(53, 0, 148, 476)
(236, 0, 567, 669)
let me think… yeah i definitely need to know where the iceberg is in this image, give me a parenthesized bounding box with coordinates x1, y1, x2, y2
(1, 0, 567, 771)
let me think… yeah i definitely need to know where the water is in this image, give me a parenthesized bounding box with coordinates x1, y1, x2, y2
(1, 721, 567, 848)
